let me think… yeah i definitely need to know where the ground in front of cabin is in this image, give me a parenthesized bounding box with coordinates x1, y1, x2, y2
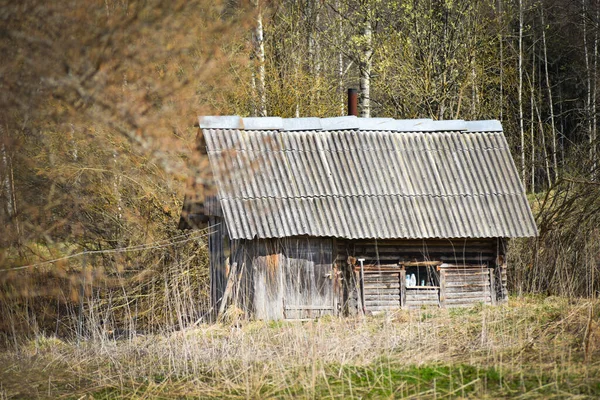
(1, 296, 599, 399)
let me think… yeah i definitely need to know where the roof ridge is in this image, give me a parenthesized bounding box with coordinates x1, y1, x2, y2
(198, 116, 503, 133)
(219, 193, 525, 200)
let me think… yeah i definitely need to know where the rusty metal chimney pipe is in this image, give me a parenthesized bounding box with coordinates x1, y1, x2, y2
(347, 88, 358, 117)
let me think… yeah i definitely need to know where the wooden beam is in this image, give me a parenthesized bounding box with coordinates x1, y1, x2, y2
(490, 268, 497, 305)
(439, 269, 446, 308)
(400, 261, 442, 267)
(400, 269, 406, 308)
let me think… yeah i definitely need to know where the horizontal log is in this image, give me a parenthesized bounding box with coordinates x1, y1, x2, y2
(406, 294, 439, 300)
(441, 264, 488, 269)
(445, 283, 490, 289)
(363, 275, 400, 281)
(445, 274, 489, 281)
(365, 301, 401, 307)
(407, 294, 439, 301)
(284, 305, 334, 310)
(354, 254, 495, 261)
(401, 261, 442, 267)
(446, 292, 490, 299)
(361, 269, 401, 274)
(406, 301, 440, 307)
(440, 256, 495, 261)
(445, 280, 488, 287)
(446, 286, 491, 294)
(363, 283, 401, 289)
(443, 271, 490, 276)
(355, 239, 495, 246)
(364, 292, 402, 298)
(364, 280, 400, 286)
(366, 305, 402, 311)
(444, 297, 491, 305)
(445, 291, 491, 298)
(445, 303, 480, 308)
(363, 289, 401, 294)
(406, 286, 439, 290)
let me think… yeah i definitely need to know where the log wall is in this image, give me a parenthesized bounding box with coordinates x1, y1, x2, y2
(440, 264, 493, 307)
(339, 238, 507, 314)
(211, 235, 509, 319)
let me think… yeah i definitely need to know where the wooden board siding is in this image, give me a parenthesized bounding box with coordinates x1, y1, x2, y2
(228, 238, 336, 320)
(361, 270, 402, 312)
(216, 236, 508, 319)
(441, 264, 493, 307)
(405, 287, 440, 308)
(350, 239, 500, 265)
(208, 217, 228, 315)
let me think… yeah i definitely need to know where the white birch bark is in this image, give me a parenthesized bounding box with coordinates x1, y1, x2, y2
(498, 0, 504, 121)
(1, 142, 14, 218)
(584, 0, 593, 171)
(531, 39, 536, 191)
(337, 0, 344, 116)
(541, 5, 558, 183)
(359, 18, 372, 118)
(593, 1, 599, 175)
(519, 0, 526, 189)
(255, 1, 267, 117)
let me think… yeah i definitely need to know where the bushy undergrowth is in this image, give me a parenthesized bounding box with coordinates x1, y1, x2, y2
(0, 234, 211, 346)
(1, 296, 598, 399)
(509, 181, 600, 298)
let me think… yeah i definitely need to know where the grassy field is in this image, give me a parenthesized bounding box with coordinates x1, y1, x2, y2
(0, 296, 599, 399)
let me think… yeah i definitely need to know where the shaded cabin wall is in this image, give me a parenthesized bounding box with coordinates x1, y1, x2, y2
(336, 238, 508, 313)
(208, 216, 229, 314)
(225, 237, 336, 320)
(212, 235, 509, 319)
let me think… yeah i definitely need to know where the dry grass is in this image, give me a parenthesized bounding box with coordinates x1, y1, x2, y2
(1, 296, 599, 399)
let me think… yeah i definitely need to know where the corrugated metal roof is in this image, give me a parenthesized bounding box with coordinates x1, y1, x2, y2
(200, 116, 538, 240)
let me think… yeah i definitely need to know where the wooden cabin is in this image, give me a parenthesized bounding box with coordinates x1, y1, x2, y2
(179, 115, 538, 319)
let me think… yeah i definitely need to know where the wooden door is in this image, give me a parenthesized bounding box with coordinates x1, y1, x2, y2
(282, 239, 335, 319)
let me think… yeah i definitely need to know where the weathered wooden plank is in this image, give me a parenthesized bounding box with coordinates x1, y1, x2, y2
(489, 268, 497, 305)
(364, 293, 401, 299)
(439, 269, 446, 307)
(363, 283, 401, 290)
(356, 239, 496, 247)
(443, 271, 490, 276)
(445, 297, 491, 305)
(446, 293, 489, 301)
(367, 305, 402, 311)
(406, 301, 440, 307)
(441, 264, 488, 269)
(365, 301, 401, 307)
(354, 254, 495, 261)
(363, 275, 400, 282)
(284, 305, 334, 310)
(407, 292, 439, 298)
(445, 280, 490, 287)
(445, 286, 491, 294)
(400, 261, 442, 267)
(400, 269, 406, 308)
(445, 275, 489, 283)
(406, 294, 439, 301)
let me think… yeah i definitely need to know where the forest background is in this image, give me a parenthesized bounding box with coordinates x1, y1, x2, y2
(1, 0, 600, 341)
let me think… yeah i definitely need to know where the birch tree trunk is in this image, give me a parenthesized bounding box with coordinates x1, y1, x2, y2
(359, 17, 372, 118)
(498, 0, 504, 121)
(255, 1, 267, 117)
(518, 0, 526, 190)
(593, 1, 599, 175)
(541, 5, 558, 183)
(337, 0, 344, 116)
(531, 39, 536, 191)
(584, 0, 593, 172)
(1, 142, 15, 219)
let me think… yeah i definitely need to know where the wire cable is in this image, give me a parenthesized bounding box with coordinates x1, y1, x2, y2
(1, 223, 220, 272)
